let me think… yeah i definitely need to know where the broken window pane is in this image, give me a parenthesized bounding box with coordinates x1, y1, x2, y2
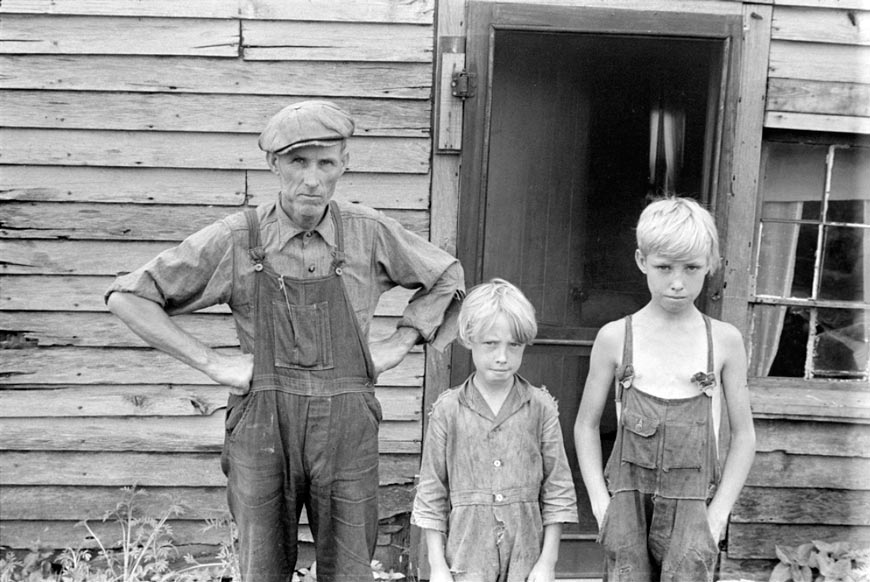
(813, 308, 868, 379)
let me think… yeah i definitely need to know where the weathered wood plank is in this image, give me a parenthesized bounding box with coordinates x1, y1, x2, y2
(241, 21, 433, 62)
(769, 41, 870, 84)
(755, 419, 870, 458)
(773, 0, 870, 7)
(0, 519, 229, 548)
(0, 15, 239, 56)
(732, 486, 870, 525)
(729, 523, 870, 559)
(772, 6, 870, 45)
(0, 166, 429, 209)
(0, 55, 432, 98)
(0, 311, 402, 346)
(0, 129, 431, 173)
(747, 452, 870, 490)
(0, 451, 419, 486)
(750, 380, 870, 423)
(0, 0, 436, 23)
(0, 91, 430, 137)
(0, 415, 422, 453)
(0, 347, 424, 387)
(718, 557, 774, 582)
(0, 275, 415, 314)
(1, 483, 415, 520)
(0, 384, 421, 420)
(764, 111, 870, 134)
(767, 77, 870, 118)
(0, 203, 429, 241)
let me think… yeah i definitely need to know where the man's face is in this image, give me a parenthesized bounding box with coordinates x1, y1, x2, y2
(267, 142, 347, 229)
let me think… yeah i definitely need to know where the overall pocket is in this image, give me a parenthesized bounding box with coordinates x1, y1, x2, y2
(662, 422, 705, 470)
(620, 409, 659, 469)
(225, 393, 254, 440)
(273, 300, 334, 370)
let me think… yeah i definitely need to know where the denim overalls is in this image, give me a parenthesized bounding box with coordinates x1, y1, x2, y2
(599, 315, 721, 582)
(221, 202, 381, 582)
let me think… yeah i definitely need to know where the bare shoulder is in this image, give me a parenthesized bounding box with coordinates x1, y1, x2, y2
(593, 319, 626, 360)
(709, 318, 746, 356)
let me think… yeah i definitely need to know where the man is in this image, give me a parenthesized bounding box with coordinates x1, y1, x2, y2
(106, 101, 464, 581)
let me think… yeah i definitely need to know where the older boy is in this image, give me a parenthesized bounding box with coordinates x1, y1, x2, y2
(574, 197, 755, 582)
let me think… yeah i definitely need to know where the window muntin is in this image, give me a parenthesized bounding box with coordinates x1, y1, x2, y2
(750, 140, 869, 381)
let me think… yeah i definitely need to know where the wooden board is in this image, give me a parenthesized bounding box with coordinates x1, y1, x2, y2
(772, 5, 870, 45)
(0, 166, 429, 209)
(1, 483, 415, 520)
(0, 415, 422, 454)
(0, 15, 239, 56)
(0, 347, 424, 387)
(1, 203, 429, 241)
(0, 275, 415, 314)
(0, 311, 402, 346)
(0, 384, 421, 421)
(764, 111, 870, 134)
(0, 0, 435, 23)
(0, 91, 430, 137)
(0, 55, 431, 98)
(754, 419, 870, 458)
(241, 21, 433, 62)
(0, 451, 420, 486)
(747, 452, 870, 490)
(767, 78, 870, 118)
(732, 486, 870, 525)
(0, 129, 431, 173)
(769, 41, 870, 84)
(750, 381, 870, 422)
(729, 523, 870, 559)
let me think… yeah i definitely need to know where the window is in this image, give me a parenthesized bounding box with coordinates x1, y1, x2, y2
(750, 134, 869, 382)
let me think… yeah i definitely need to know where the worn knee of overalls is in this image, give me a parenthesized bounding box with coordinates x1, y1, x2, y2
(221, 203, 380, 582)
(597, 315, 721, 582)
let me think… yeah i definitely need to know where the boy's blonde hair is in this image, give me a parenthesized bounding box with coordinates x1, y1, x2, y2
(636, 196, 721, 273)
(458, 278, 537, 346)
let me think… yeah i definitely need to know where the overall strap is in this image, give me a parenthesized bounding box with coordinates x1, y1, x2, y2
(703, 314, 715, 373)
(614, 315, 634, 404)
(327, 200, 346, 273)
(244, 208, 265, 268)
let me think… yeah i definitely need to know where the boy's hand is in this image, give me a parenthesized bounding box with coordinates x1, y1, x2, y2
(706, 506, 728, 542)
(428, 564, 455, 582)
(592, 493, 611, 530)
(526, 560, 555, 582)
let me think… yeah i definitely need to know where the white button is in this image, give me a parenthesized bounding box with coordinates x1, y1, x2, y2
(493, 459, 502, 467)
(494, 493, 504, 502)
(304, 231, 313, 238)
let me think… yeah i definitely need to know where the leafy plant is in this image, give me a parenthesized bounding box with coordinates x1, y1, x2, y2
(770, 540, 870, 582)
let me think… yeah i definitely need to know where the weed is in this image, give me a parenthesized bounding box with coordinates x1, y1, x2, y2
(770, 540, 870, 582)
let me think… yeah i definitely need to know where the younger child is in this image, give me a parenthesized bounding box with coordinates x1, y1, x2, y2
(412, 278, 578, 582)
(574, 197, 756, 582)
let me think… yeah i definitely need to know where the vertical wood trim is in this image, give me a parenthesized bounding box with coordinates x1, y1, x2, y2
(720, 4, 773, 338)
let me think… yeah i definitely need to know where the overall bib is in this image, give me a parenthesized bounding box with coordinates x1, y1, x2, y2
(599, 315, 721, 582)
(222, 202, 381, 582)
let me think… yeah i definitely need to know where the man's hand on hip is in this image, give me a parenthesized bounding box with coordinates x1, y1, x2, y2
(205, 351, 254, 395)
(369, 327, 421, 379)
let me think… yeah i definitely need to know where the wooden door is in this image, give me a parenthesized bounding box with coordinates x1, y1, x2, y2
(453, 2, 744, 577)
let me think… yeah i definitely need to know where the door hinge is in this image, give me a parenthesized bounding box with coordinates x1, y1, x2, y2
(451, 70, 477, 99)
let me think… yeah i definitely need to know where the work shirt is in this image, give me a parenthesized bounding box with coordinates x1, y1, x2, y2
(412, 376, 578, 579)
(105, 200, 464, 352)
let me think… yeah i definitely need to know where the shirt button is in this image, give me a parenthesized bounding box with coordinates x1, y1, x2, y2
(493, 459, 502, 468)
(307, 265, 315, 273)
(494, 493, 504, 502)
(304, 231, 313, 238)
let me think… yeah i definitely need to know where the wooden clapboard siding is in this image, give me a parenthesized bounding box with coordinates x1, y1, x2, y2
(733, 487, 870, 525)
(0, 166, 429, 208)
(0, 0, 435, 24)
(0, 92, 430, 137)
(0, 1, 436, 563)
(2, 203, 429, 240)
(1, 130, 430, 173)
(0, 55, 431, 98)
(765, 4, 870, 132)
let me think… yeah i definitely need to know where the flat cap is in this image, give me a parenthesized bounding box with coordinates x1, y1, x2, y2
(258, 100, 355, 154)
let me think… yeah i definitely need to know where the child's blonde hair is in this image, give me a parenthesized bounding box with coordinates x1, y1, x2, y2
(636, 196, 721, 273)
(458, 278, 537, 346)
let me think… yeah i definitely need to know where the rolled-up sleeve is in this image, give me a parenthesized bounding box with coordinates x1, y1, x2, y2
(374, 214, 464, 342)
(539, 403, 580, 526)
(104, 219, 235, 315)
(412, 405, 451, 532)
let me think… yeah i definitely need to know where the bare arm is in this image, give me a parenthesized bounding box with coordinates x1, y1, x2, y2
(368, 326, 420, 379)
(526, 523, 563, 582)
(706, 323, 756, 540)
(107, 292, 252, 394)
(424, 529, 454, 582)
(574, 321, 621, 527)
